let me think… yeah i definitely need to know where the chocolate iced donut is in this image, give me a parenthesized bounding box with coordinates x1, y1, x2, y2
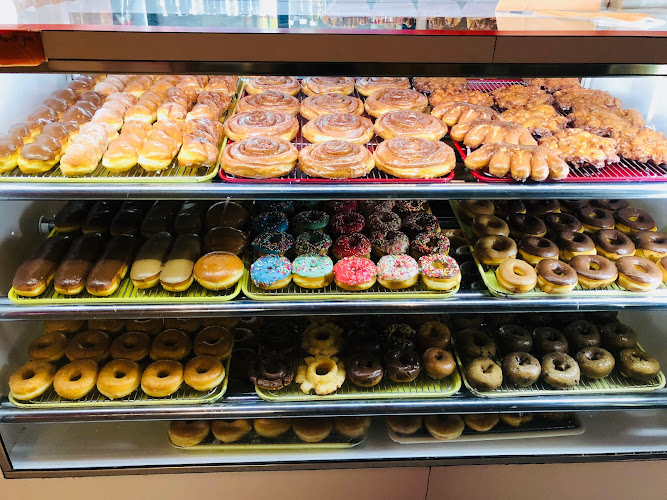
(518, 237, 559, 265)
(533, 327, 568, 355)
(384, 349, 421, 383)
(497, 324, 533, 353)
(577, 207, 615, 234)
(553, 230, 596, 262)
(508, 213, 547, 239)
(347, 352, 383, 387)
(593, 229, 635, 261)
(541, 352, 580, 388)
(503, 352, 541, 387)
(601, 322, 637, 351)
(559, 199, 589, 214)
(422, 347, 455, 379)
(591, 199, 629, 211)
(564, 320, 600, 351)
(614, 208, 656, 235)
(536, 258, 578, 294)
(382, 324, 417, 351)
(458, 200, 494, 221)
(203, 227, 249, 255)
(493, 200, 526, 218)
(569, 254, 618, 289)
(544, 213, 583, 235)
(524, 200, 560, 216)
(248, 353, 294, 390)
(576, 347, 615, 379)
(616, 255, 663, 292)
(634, 231, 667, 262)
(471, 215, 510, 239)
(474, 235, 518, 267)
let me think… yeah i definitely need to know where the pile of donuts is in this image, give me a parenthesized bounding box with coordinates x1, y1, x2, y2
(248, 199, 461, 292)
(458, 198, 666, 294)
(243, 314, 457, 396)
(451, 312, 661, 393)
(221, 76, 456, 180)
(169, 416, 370, 447)
(387, 412, 575, 441)
(12, 199, 249, 298)
(8, 318, 232, 402)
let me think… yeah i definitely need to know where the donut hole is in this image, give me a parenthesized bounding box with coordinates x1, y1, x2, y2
(157, 370, 170, 378)
(22, 369, 35, 380)
(69, 372, 82, 382)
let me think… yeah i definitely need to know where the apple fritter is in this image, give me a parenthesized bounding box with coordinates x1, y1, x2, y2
(568, 106, 642, 137)
(500, 105, 568, 137)
(428, 88, 494, 108)
(538, 128, 619, 169)
(492, 85, 553, 109)
(524, 78, 581, 93)
(412, 77, 468, 94)
(554, 88, 622, 112)
(615, 126, 667, 165)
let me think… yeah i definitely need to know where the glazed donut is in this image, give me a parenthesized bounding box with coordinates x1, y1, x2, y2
(466, 357, 503, 391)
(593, 229, 635, 261)
(386, 415, 423, 435)
(464, 414, 500, 432)
(424, 415, 465, 440)
(292, 418, 334, 443)
(110, 331, 151, 361)
(252, 418, 292, 438)
(410, 232, 449, 259)
(372, 230, 410, 258)
(97, 359, 141, 399)
(533, 327, 569, 355)
(564, 320, 600, 351)
(422, 347, 455, 379)
(418, 254, 461, 291)
(508, 213, 547, 239)
(9, 361, 55, 400)
(616, 255, 663, 292)
(164, 318, 202, 335)
(125, 319, 164, 336)
(601, 322, 637, 351)
(457, 329, 496, 359)
(634, 231, 667, 263)
(192, 326, 231, 361)
(347, 351, 383, 387)
(150, 329, 192, 361)
(28, 332, 68, 362)
(458, 200, 495, 221)
(53, 359, 98, 400)
(248, 353, 295, 390)
(576, 347, 615, 379)
(497, 324, 533, 353)
(168, 420, 210, 447)
(500, 414, 534, 427)
(333, 233, 372, 260)
(591, 199, 629, 211)
(475, 235, 518, 266)
(553, 230, 596, 262)
(536, 258, 578, 294)
(502, 352, 541, 387)
(65, 330, 111, 363)
(335, 416, 372, 439)
(331, 212, 365, 237)
(545, 213, 583, 235)
(184, 355, 225, 391)
(44, 319, 86, 335)
(614, 208, 657, 235)
(471, 215, 510, 239)
(417, 321, 451, 350)
(518, 237, 559, 265)
(496, 259, 537, 293)
(141, 360, 183, 397)
(296, 231, 332, 256)
(577, 207, 615, 234)
(385, 349, 421, 383)
(211, 419, 252, 443)
(541, 352, 580, 388)
(333, 256, 377, 291)
(569, 254, 618, 289)
(619, 348, 661, 381)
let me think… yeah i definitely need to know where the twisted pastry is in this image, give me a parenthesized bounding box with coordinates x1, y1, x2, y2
(298, 140, 374, 179)
(301, 76, 355, 96)
(431, 102, 499, 127)
(413, 77, 467, 93)
(222, 136, 298, 178)
(300, 93, 364, 120)
(364, 88, 428, 118)
(374, 137, 455, 179)
(157, 87, 195, 122)
(236, 91, 300, 116)
(450, 119, 536, 147)
(223, 110, 298, 142)
(355, 77, 410, 97)
(245, 76, 300, 96)
(374, 110, 446, 141)
(302, 113, 374, 144)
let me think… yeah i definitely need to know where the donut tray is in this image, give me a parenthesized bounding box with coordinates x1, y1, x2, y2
(0, 80, 243, 184)
(454, 79, 667, 183)
(449, 200, 667, 299)
(387, 414, 584, 444)
(218, 79, 455, 184)
(9, 356, 231, 408)
(169, 427, 366, 450)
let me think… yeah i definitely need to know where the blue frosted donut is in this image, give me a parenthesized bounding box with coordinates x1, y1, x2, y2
(292, 254, 334, 278)
(252, 231, 294, 255)
(252, 211, 289, 234)
(250, 255, 292, 288)
(256, 201, 294, 214)
(292, 210, 330, 234)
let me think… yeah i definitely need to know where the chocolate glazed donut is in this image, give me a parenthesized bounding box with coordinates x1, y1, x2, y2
(248, 353, 294, 390)
(591, 199, 629, 211)
(569, 254, 618, 289)
(544, 213, 583, 235)
(577, 206, 615, 233)
(564, 320, 600, 351)
(384, 349, 421, 383)
(614, 208, 656, 235)
(508, 213, 547, 238)
(552, 230, 596, 262)
(347, 352, 384, 387)
(559, 199, 589, 214)
(634, 231, 667, 262)
(593, 229, 635, 260)
(536, 258, 578, 294)
(497, 324, 532, 353)
(518, 237, 559, 265)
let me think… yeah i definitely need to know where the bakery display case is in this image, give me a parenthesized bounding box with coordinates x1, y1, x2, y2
(1, 0, 667, 481)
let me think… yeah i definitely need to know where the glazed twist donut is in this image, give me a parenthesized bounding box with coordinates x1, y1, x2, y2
(450, 119, 537, 147)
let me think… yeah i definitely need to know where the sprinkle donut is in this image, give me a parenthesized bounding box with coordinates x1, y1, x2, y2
(252, 211, 289, 233)
(295, 231, 332, 255)
(332, 233, 372, 260)
(377, 254, 420, 289)
(250, 255, 292, 289)
(292, 210, 329, 233)
(333, 256, 377, 291)
(292, 254, 335, 289)
(325, 200, 358, 213)
(402, 212, 440, 238)
(418, 254, 461, 291)
(410, 232, 450, 259)
(370, 230, 410, 257)
(367, 211, 402, 233)
(330, 212, 365, 237)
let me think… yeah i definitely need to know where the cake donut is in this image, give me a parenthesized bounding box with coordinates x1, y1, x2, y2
(248, 353, 295, 390)
(576, 347, 615, 379)
(600, 322, 637, 351)
(417, 321, 451, 350)
(618, 348, 661, 381)
(418, 254, 461, 291)
(347, 352, 384, 387)
(193, 325, 234, 360)
(503, 352, 540, 386)
(292, 254, 335, 289)
(333, 257, 377, 291)
(422, 347, 455, 379)
(402, 212, 440, 239)
(533, 327, 569, 355)
(466, 357, 503, 391)
(497, 324, 533, 352)
(457, 329, 496, 360)
(564, 320, 600, 351)
(541, 352, 580, 388)
(250, 255, 292, 290)
(384, 348, 421, 383)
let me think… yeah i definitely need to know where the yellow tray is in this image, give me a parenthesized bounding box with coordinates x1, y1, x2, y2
(9, 357, 231, 408)
(0, 80, 243, 183)
(449, 201, 667, 299)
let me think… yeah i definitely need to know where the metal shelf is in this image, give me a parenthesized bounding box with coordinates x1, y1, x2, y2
(1, 293, 666, 320)
(1, 179, 667, 200)
(2, 391, 667, 423)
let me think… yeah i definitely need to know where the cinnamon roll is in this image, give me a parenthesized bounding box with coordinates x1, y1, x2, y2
(364, 88, 428, 118)
(300, 93, 364, 121)
(355, 77, 411, 97)
(302, 113, 374, 145)
(223, 110, 299, 142)
(374, 110, 447, 141)
(374, 137, 455, 179)
(301, 77, 355, 96)
(222, 136, 298, 179)
(298, 140, 375, 179)
(244, 76, 300, 96)
(236, 91, 300, 116)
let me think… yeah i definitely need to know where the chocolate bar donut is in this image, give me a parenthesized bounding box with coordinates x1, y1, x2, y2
(86, 234, 137, 296)
(54, 232, 105, 295)
(12, 235, 70, 296)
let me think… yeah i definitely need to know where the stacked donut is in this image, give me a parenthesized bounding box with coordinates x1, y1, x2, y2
(8, 318, 233, 401)
(221, 76, 456, 180)
(450, 312, 661, 393)
(387, 412, 574, 440)
(11, 199, 248, 298)
(248, 199, 461, 293)
(168, 416, 371, 447)
(459, 198, 666, 294)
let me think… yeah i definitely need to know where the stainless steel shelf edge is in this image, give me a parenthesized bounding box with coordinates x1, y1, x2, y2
(1, 294, 666, 319)
(1, 181, 667, 200)
(2, 391, 667, 423)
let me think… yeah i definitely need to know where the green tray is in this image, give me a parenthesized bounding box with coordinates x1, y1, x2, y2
(449, 200, 667, 299)
(9, 356, 231, 408)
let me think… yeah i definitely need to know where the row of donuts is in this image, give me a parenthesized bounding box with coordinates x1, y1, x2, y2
(451, 313, 661, 392)
(169, 416, 371, 447)
(249, 199, 460, 291)
(459, 199, 666, 294)
(9, 318, 235, 401)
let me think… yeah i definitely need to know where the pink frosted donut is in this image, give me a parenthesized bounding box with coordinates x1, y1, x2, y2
(333, 256, 378, 291)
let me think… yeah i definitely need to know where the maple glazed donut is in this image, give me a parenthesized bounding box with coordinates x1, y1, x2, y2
(495, 258, 537, 293)
(475, 235, 518, 266)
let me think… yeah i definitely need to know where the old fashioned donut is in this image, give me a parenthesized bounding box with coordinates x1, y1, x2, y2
(141, 360, 184, 397)
(553, 230, 596, 262)
(248, 353, 295, 390)
(578, 207, 615, 234)
(417, 321, 451, 350)
(564, 320, 600, 351)
(616, 255, 663, 292)
(466, 357, 503, 391)
(347, 352, 383, 387)
(601, 322, 637, 351)
(295, 355, 346, 395)
(253, 418, 292, 439)
(150, 329, 192, 361)
(569, 254, 618, 289)
(292, 418, 334, 443)
(302, 322, 344, 356)
(541, 352, 580, 388)
(503, 352, 540, 386)
(386, 415, 423, 435)
(533, 327, 569, 355)
(496, 259, 537, 293)
(110, 331, 151, 361)
(422, 347, 455, 379)
(458, 329, 496, 359)
(464, 414, 500, 432)
(497, 324, 533, 353)
(211, 419, 251, 443)
(53, 359, 98, 400)
(471, 215, 510, 239)
(614, 208, 657, 235)
(619, 348, 661, 381)
(545, 213, 583, 235)
(634, 231, 667, 263)
(65, 330, 111, 363)
(28, 332, 68, 362)
(193, 325, 234, 360)
(169, 420, 210, 447)
(184, 355, 225, 391)
(385, 349, 421, 383)
(97, 359, 141, 399)
(536, 258, 578, 294)
(508, 213, 547, 239)
(593, 229, 635, 261)
(576, 347, 615, 379)
(9, 361, 55, 400)
(424, 415, 465, 440)
(518, 237, 559, 265)
(335, 416, 372, 439)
